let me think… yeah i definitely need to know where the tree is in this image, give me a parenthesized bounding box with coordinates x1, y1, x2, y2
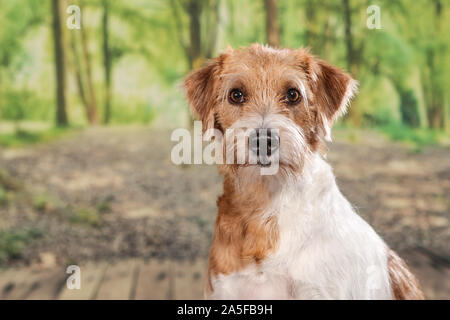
(99, 0, 161, 123)
(386, 0, 449, 129)
(79, 1, 99, 124)
(304, 0, 319, 51)
(342, 0, 357, 76)
(365, 31, 421, 127)
(169, 0, 223, 126)
(102, 0, 112, 124)
(67, 0, 100, 125)
(0, 0, 45, 119)
(340, 0, 367, 125)
(264, 0, 280, 47)
(51, 0, 68, 126)
(302, 0, 337, 60)
(422, 0, 446, 129)
(69, 28, 89, 122)
(170, 0, 222, 70)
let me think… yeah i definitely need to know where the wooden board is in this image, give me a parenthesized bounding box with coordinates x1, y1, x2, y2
(1, 268, 41, 299)
(95, 260, 137, 300)
(0, 268, 20, 299)
(134, 260, 171, 300)
(26, 267, 66, 300)
(58, 262, 107, 300)
(173, 260, 207, 300)
(0, 258, 208, 300)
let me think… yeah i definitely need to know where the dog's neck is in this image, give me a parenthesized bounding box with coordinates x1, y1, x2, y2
(222, 153, 337, 214)
(209, 153, 338, 276)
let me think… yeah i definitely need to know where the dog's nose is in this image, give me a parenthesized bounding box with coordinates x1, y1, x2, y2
(249, 128, 279, 157)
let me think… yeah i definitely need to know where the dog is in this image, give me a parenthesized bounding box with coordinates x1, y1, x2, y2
(184, 44, 424, 299)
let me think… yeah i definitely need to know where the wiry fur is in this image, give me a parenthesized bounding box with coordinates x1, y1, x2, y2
(184, 44, 424, 300)
(210, 154, 392, 299)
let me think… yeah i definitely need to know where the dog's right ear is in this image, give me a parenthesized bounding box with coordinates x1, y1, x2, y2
(184, 56, 224, 133)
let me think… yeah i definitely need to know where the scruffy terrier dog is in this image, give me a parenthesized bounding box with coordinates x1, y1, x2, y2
(184, 44, 424, 299)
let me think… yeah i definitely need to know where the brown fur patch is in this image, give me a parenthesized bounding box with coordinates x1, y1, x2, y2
(312, 59, 353, 120)
(207, 176, 279, 289)
(184, 55, 226, 133)
(388, 249, 424, 300)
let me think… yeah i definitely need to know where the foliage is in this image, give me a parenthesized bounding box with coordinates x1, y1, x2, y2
(0, 0, 46, 71)
(33, 194, 54, 213)
(0, 0, 448, 142)
(0, 127, 74, 148)
(69, 208, 102, 228)
(0, 228, 44, 265)
(109, 100, 157, 125)
(0, 89, 53, 123)
(0, 186, 8, 206)
(379, 125, 443, 147)
(32, 193, 104, 228)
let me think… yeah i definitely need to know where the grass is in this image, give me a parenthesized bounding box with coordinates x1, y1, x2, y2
(0, 186, 8, 206)
(0, 127, 76, 148)
(335, 121, 449, 149)
(378, 125, 446, 148)
(68, 208, 102, 228)
(0, 169, 23, 207)
(95, 200, 112, 214)
(0, 228, 44, 265)
(32, 194, 103, 228)
(0, 169, 22, 192)
(32, 194, 55, 213)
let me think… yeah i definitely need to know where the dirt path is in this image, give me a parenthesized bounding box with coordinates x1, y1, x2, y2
(0, 127, 449, 298)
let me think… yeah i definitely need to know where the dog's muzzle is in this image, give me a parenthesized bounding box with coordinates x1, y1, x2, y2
(249, 128, 280, 165)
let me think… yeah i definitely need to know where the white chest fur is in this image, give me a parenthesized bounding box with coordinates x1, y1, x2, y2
(209, 154, 393, 300)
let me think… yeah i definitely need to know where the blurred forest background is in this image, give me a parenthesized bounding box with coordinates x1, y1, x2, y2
(0, 0, 449, 141)
(0, 0, 449, 300)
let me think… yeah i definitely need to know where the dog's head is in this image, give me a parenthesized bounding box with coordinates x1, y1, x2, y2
(184, 44, 357, 182)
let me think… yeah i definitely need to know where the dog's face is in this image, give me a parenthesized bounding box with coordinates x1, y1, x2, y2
(185, 44, 357, 182)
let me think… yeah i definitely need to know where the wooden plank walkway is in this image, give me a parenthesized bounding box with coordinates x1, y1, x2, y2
(1, 249, 448, 299)
(0, 259, 207, 300)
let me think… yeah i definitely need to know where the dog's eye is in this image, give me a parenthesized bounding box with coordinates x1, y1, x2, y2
(229, 89, 245, 104)
(286, 88, 301, 104)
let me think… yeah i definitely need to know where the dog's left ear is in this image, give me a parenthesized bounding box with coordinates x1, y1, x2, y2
(184, 56, 224, 135)
(311, 59, 358, 141)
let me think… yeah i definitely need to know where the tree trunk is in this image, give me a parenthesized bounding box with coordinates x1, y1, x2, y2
(264, 0, 280, 47)
(171, 0, 223, 126)
(69, 30, 90, 119)
(342, 0, 357, 75)
(205, 0, 222, 59)
(102, 0, 112, 124)
(51, 0, 68, 127)
(423, 0, 446, 129)
(341, 0, 362, 125)
(185, 0, 204, 127)
(304, 0, 317, 51)
(187, 0, 203, 69)
(0, 69, 3, 115)
(80, 3, 98, 124)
